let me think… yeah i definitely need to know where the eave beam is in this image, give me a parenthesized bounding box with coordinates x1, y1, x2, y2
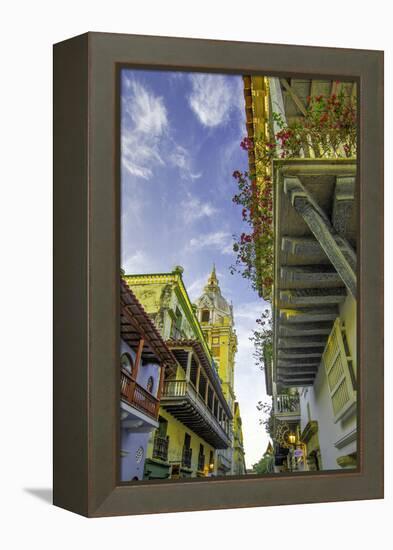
(284, 176, 357, 298)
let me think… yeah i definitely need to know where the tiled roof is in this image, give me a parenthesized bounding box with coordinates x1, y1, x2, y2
(121, 278, 177, 370)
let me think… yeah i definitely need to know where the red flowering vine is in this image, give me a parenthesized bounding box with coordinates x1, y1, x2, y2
(231, 86, 357, 300)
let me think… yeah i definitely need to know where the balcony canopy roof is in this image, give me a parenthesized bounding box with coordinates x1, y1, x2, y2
(121, 278, 177, 373)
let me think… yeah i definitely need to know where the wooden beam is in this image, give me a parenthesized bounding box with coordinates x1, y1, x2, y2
(277, 377, 315, 384)
(278, 349, 323, 360)
(332, 176, 356, 252)
(278, 336, 326, 348)
(280, 78, 308, 116)
(195, 362, 201, 392)
(284, 176, 357, 297)
(279, 288, 346, 307)
(278, 358, 320, 367)
(281, 236, 326, 258)
(185, 350, 192, 382)
(157, 364, 166, 402)
(278, 368, 318, 375)
(278, 379, 314, 386)
(279, 321, 333, 337)
(133, 338, 144, 380)
(280, 265, 343, 287)
(204, 380, 209, 404)
(279, 307, 338, 323)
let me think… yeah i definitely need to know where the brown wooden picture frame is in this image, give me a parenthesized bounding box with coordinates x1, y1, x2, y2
(53, 32, 384, 517)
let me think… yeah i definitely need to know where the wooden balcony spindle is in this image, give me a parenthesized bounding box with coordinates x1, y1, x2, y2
(185, 350, 192, 382)
(204, 380, 209, 405)
(133, 338, 144, 381)
(195, 363, 201, 392)
(157, 364, 166, 400)
(129, 379, 136, 402)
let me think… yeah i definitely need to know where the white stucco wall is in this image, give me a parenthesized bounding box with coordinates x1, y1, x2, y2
(121, 430, 151, 481)
(299, 295, 357, 470)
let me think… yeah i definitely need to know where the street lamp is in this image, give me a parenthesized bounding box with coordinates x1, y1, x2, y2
(288, 433, 296, 445)
(287, 433, 296, 471)
(287, 432, 308, 471)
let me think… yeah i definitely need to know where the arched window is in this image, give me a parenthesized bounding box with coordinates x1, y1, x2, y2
(120, 352, 134, 376)
(147, 376, 154, 393)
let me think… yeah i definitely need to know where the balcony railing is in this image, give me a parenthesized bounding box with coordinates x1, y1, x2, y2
(217, 453, 231, 472)
(197, 454, 205, 472)
(274, 394, 300, 416)
(120, 368, 159, 419)
(182, 446, 192, 469)
(161, 379, 230, 447)
(152, 434, 169, 461)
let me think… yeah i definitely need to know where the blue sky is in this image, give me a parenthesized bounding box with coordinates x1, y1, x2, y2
(120, 68, 270, 467)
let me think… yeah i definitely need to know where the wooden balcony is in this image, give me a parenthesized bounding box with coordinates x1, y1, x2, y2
(120, 368, 159, 420)
(274, 394, 301, 422)
(152, 434, 169, 462)
(217, 453, 231, 472)
(161, 380, 231, 449)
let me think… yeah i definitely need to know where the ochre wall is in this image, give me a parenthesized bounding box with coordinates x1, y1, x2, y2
(146, 407, 216, 476)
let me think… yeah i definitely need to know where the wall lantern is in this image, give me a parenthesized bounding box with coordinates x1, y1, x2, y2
(288, 433, 296, 445)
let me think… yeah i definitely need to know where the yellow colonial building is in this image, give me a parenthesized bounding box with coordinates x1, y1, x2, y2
(195, 266, 244, 475)
(233, 402, 246, 475)
(124, 266, 233, 479)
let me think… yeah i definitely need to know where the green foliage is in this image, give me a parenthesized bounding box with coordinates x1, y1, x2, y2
(250, 307, 272, 371)
(252, 453, 274, 474)
(257, 400, 274, 437)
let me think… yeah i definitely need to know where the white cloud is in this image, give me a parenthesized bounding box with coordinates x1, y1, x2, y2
(169, 145, 189, 169)
(124, 78, 168, 135)
(121, 77, 203, 182)
(187, 272, 210, 301)
(180, 194, 218, 224)
(187, 230, 234, 255)
(188, 74, 235, 127)
(121, 250, 151, 274)
(168, 145, 202, 181)
(121, 78, 168, 179)
(235, 301, 271, 322)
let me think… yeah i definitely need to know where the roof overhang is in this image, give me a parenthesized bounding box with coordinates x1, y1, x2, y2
(121, 278, 177, 373)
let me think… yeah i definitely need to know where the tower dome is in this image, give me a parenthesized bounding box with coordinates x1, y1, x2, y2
(196, 265, 233, 325)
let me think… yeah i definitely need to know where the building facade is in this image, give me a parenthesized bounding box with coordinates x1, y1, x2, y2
(124, 267, 233, 479)
(232, 402, 247, 475)
(120, 278, 177, 481)
(195, 266, 240, 474)
(244, 77, 358, 471)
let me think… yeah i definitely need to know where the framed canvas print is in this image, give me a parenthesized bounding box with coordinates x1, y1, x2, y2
(53, 32, 384, 517)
